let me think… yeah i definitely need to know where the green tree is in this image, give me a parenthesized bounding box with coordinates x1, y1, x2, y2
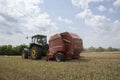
(96, 47, 105, 52)
(15, 44, 28, 55)
(107, 47, 119, 51)
(0, 45, 7, 55)
(88, 46, 96, 52)
(0, 44, 28, 55)
(6, 45, 13, 55)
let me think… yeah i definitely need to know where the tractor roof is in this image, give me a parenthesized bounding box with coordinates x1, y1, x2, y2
(32, 34, 46, 38)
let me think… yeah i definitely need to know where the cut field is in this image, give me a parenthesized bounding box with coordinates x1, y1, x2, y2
(0, 52, 120, 80)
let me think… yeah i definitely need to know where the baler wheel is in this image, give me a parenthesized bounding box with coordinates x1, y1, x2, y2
(55, 52, 65, 62)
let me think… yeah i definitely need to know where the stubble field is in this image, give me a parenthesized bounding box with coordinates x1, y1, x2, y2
(0, 52, 120, 80)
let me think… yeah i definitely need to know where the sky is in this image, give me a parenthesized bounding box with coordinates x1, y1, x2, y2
(0, 0, 120, 48)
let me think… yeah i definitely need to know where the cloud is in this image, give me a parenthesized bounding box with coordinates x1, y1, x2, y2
(0, 0, 42, 17)
(58, 16, 73, 25)
(109, 8, 114, 13)
(68, 26, 77, 31)
(0, 13, 23, 35)
(76, 9, 120, 33)
(72, 0, 120, 33)
(0, 0, 58, 45)
(71, 0, 120, 48)
(71, 0, 103, 9)
(97, 5, 106, 12)
(113, 0, 120, 7)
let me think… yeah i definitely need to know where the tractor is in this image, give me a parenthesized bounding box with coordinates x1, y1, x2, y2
(21, 35, 48, 60)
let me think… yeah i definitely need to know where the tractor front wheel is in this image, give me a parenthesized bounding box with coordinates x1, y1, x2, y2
(21, 50, 28, 59)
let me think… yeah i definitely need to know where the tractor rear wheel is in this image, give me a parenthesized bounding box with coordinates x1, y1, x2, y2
(55, 52, 65, 62)
(21, 50, 28, 59)
(30, 46, 42, 60)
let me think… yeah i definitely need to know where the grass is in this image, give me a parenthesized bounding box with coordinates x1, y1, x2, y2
(0, 52, 120, 80)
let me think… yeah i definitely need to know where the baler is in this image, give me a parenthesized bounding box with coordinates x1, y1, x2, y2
(47, 32, 83, 61)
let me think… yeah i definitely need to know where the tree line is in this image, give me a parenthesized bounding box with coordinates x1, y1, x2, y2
(0, 44, 28, 55)
(0, 45, 119, 55)
(84, 46, 120, 52)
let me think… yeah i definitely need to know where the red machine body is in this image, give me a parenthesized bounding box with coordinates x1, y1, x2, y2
(47, 32, 83, 60)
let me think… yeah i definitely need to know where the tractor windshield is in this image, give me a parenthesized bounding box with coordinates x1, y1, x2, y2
(37, 37, 47, 44)
(31, 35, 47, 45)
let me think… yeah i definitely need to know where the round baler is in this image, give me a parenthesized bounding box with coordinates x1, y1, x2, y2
(47, 32, 83, 61)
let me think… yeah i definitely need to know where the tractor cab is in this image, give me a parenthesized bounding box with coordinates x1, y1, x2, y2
(31, 35, 47, 46)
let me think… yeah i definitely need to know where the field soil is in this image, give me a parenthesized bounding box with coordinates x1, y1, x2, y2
(0, 52, 120, 80)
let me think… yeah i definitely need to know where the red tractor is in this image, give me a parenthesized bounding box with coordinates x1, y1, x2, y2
(22, 32, 83, 62)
